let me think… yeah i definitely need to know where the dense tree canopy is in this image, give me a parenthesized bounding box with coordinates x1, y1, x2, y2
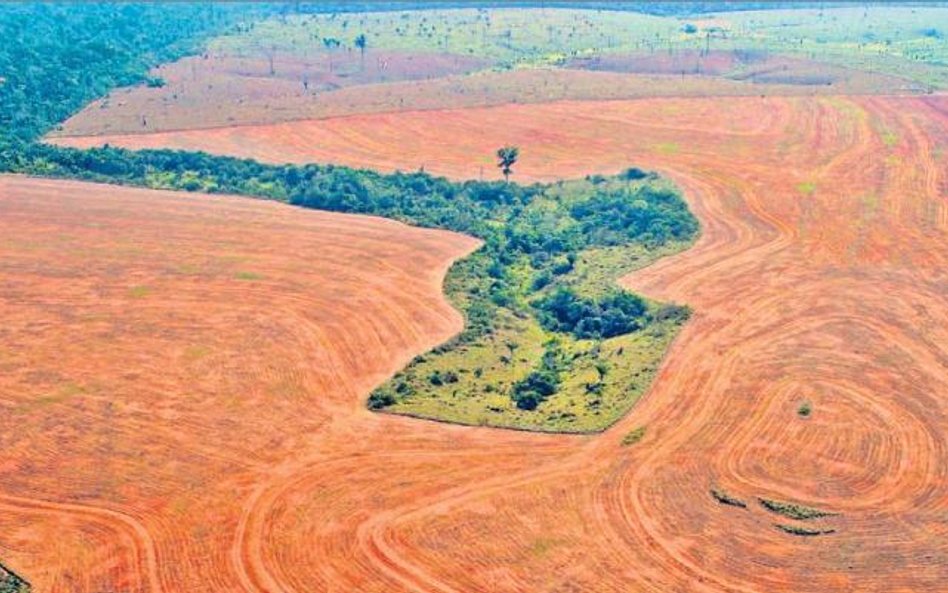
(0, 3, 276, 147)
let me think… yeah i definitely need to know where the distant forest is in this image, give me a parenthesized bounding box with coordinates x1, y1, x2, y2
(292, 2, 948, 16)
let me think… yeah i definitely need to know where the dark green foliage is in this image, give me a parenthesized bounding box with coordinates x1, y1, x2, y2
(759, 498, 838, 521)
(798, 400, 812, 417)
(496, 145, 519, 181)
(774, 524, 836, 537)
(534, 287, 647, 339)
(710, 488, 747, 508)
(570, 185, 697, 247)
(428, 370, 459, 386)
(367, 390, 396, 410)
(0, 562, 29, 593)
(512, 342, 563, 410)
(622, 167, 650, 180)
(0, 3, 271, 147)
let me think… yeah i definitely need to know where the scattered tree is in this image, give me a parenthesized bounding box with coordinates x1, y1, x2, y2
(496, 145, 519, 182)
(354, 33, 367, 69)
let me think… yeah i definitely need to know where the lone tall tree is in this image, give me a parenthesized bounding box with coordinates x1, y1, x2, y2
(497, 146, 519, 182)
(354, 33, 367, 70)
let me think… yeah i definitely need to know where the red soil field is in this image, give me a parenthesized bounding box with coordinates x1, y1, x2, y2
(50, 61, 919, 138)
(49, 49, 491, 137)
(11, 92, 948, 592)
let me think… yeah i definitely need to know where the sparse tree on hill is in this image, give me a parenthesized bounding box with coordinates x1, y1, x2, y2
(497, 146, 519, 183)
(594, 359, 609, 383)
(322, 37, 340, 72)
(354, 33, 367, 70)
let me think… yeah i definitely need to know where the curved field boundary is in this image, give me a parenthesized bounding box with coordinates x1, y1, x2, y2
(6, 93, 948, 592)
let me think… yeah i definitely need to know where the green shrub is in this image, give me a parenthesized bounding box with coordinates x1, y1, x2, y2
(775, 524, 836, 537)
(367, 390, 396, 410)
(710, 488, 747, 508)
(759, 498, 836, 520)
(621, 426, 647, 446)
(798, 401, 812, 417)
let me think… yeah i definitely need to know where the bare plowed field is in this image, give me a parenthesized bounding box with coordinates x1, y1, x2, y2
(10, 93, 948, 592)
(50, 64, 920, 138)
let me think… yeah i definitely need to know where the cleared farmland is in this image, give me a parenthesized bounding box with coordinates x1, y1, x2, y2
(50, 53, 917, 137)
(10, 90, 948, 592)
(48, 5, 942, 139)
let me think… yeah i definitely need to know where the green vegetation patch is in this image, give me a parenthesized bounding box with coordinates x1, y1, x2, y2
(0, 562, 30, 593)
(0, 3, 272, 147)
(621, 425, 647, 446)
(797, 181, 817, 196)
(797, 400, 812, 417)
(710, 488, 747, 508)
(774, 523, 836, 537)
(759, 498, 838, 521)
(370, 172, 696, 433)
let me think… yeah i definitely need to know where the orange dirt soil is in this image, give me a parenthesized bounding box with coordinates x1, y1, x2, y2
(10, 92, 948, 592)
(50, 59, 920, 137)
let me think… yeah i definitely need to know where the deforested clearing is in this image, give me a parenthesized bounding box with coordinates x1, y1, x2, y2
(9, 90, 948, 591)
(5, 3, 948, 592)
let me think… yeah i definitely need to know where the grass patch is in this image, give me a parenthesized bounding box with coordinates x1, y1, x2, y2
(621, 425, 647, 446)
(234, 271, 263, 281)
(380, 302, 686, 432)
(711, 488, 747, 508)
(759, 498, 837, 521)
(654, 142, 680, 155)
(775, 523, 836, 537)
(128, 285, 150, 298)
(797, 181, 816, 196)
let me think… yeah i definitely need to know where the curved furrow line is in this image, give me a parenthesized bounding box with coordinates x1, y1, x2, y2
(0, 494, 163, 593)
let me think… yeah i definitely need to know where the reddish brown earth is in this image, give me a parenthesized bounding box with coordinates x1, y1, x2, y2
(566, 50, 914, 88)
(10, 93, 948, 592)
(50, 49, 491, 137)
(50, 61, 920, 137)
